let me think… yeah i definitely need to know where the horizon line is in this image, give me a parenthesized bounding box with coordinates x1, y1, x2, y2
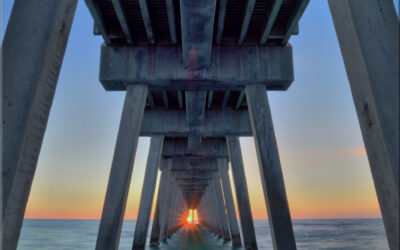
(24, 216, 383, 221)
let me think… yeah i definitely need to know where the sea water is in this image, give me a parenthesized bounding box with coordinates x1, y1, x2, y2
(17, 218, 389, 249)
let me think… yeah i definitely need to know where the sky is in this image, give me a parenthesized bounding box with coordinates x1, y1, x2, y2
(2, 0, 398, 220)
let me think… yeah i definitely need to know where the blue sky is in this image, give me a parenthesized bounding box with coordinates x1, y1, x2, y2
(2, 0, 399, 219)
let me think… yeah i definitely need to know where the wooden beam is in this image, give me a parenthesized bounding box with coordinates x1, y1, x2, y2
(216, 0, 228, 44)
(282, 0, 310, 45)
(111, 0, 133, 44)
(166, 0, 177, 44)
(84, 0, 111, 44)
(138, 0, 155, 44)
(238, 0, 256, 45)
(259, 0, 283, 44)
(235, 90, 245, 109)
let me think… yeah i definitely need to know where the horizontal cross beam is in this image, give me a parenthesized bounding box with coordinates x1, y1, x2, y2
(141, 109, 252, 136)
(100, 45, 293, 91)
(162, 138, 227, 158)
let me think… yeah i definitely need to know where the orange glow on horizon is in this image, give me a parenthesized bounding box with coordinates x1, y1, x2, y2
(24, 139, 381, 221)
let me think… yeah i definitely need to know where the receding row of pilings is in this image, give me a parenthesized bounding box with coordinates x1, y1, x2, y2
(92, 83, 297, 250)
(129, 137, 257, 249)
(2, 1, 399, 250)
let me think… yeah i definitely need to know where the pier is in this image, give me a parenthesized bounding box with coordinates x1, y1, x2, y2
(2, 0, 398, 250)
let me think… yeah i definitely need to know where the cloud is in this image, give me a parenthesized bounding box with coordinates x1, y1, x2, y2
(341, 148, 367, 155)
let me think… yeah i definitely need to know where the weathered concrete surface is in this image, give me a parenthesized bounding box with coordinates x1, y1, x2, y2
(149, 196, 161, 247)
(140, 109, 252, 136)
(166, 0, 177, 44)
(2, 1, 77, 249)
(226, 136, 258, 249)
(171, 158, 218, 171)
(159, 160, 172, 242)
(212, 172, 231, 241)
(200, 193, 212, 231)
(162, 138, 228, 158)
(218, 158, 242, 246)
(162, 180, 177, 240)
(150, 161, 171, 247)
(180, 0, 217, 69)
(99, 45, 294, 91)
(174, 171, 212, 179)
(187, 136, 202, 151)
(238, 0, 256, 45)
(167, 188, 181, 235)
(185, 91, 207, 151)
(246, 84, 296, 250)
(209, 194, 220, 236)
(132, 136, 164, 249)
(329, 1, 399, 249)
(208, 190, 223, 237)
(96, 85, 147, 250)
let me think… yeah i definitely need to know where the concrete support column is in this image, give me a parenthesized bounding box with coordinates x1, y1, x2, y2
(202, 203, 209, 228)
(199, 196, 207, 227)
(149, 196, 161, 247)
(96, 85, 148, 250)
(245, 84, 296, 250)
(132, 136, 164, 249)
(2, 1, 77, 248)
(167, 186, 178, 236)
(200, 203, 208, 228)
(165, 181, 178, 238)
(218, 158, 242, 246)
(177, 188, 182, 228)
(150, 160, 171, 247)
(206, 192, 217, 234)
(158, 159, 172, 242)
(173, 192, 184, 231)
(209, 192, 219, 235)
(203, 194, 212, 230)
(226, 136, 257, 249)
(173, 183, 181, 232)
(171, 193, 179, 233)
(212, 171, 231, 241)
(203, 192, 213, 232)
(161, 174, 174, 241)
(328, 1, 399, 249)
(210, 185, 223, 238)
(198, 200, 205, 226)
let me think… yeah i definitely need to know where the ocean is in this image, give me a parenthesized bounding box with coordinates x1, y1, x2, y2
(17, 218, 389, 249)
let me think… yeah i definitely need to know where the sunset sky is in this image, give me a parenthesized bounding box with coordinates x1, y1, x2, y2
(2, 0, 398, 220)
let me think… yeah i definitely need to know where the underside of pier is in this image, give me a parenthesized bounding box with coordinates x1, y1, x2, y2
(3, 0, 398, 250)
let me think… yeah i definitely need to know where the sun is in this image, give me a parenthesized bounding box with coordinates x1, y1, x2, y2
(186, 216, 193, 224)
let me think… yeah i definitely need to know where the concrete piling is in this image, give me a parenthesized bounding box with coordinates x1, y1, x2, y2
(329, 1, 399, 249)
(246, 84, 296, 250)
(96, 85, 148, 250)
(132, 136, 164, 249)
(2, 1, 77, 248)
(226, 136, 258, 249)
(218, 158, 242, 246)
